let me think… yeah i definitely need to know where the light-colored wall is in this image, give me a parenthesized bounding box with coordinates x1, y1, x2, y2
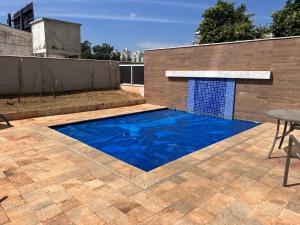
(0, 56, 120, 95)
(121, 85, 144, 97)
(31, 21, 46, 54)
(0, 24, 32, 56)
(32, 19, 81, 58)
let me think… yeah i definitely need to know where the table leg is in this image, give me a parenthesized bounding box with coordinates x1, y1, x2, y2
(268, 119, 280, 159)
(278, 121, 288, 149)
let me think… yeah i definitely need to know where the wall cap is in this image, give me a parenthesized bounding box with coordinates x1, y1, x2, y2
(166, 71, 271, 79)
(0, 55, 121, 63)
(145, 36, 300, 52)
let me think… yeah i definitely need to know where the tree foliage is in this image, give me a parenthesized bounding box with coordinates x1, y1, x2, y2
(110, 50, 121, 61)
(271, 0, 300, 37)
(80, 41, 93, 59)
(197, 0, 255, 44)
(80, 41, 121, 61)
(92, 43, 114, 60)
(254, 25, 272, 39)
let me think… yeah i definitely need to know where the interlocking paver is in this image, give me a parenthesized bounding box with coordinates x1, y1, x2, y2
(35, 204, 62, 221)
(0, 206, 9, 225)
(43, 213, 73, 225)
(187, 208, 214, 224)
(0, 104, 299, 224)
(66, 205, 106, 225)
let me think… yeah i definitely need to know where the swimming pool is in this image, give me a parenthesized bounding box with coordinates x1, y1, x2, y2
(53, 109, 258, 171)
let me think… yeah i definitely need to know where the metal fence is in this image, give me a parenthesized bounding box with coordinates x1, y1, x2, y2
(119, 64, 144, 86)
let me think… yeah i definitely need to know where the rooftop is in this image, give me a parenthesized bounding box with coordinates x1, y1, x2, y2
(30, 18, 81, 27)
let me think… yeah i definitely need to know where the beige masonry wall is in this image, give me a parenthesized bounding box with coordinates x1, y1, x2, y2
(0, 56, 120, 95)
(0, 24, 32, 56)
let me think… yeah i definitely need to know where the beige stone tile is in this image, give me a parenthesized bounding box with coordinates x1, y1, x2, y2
(237, 183, 274, 205)
(43, 213, 73, 225)
(29, 196, 54, 211)
(130, 191, 168, 213)
(167, 198, 196, 215)
(279, 209, 300, 225)
(66, 206, 105, 225)
(142, 207, 184, 225)
(0, 195, 25, 211)
(187, 208, 214, 224)
(0, 206, 9, 225)
(94, 185, 128, 204)
(7, 172, 34, 187)
(85, 198, 111, 213)
(173, 216, 200, 225)
(58, 197, 81, 212)
(127, 205, 155, 223)
(49, 190, 72, 203)
(21, 189, 48, 202)
(113, 199, 140, 213)
(200, 193, 233, 216)
(83, 179, 104, 190)
(251, 200, 286, 218)
(9, 213, 40, 225)
(286, 197, 300, 214)
(95, 205, 136, 225)
(68, 186, 100, 204)
(5, 204, 33, 221)
(118, 184, 142, 197)
(35, 204, 62, 221)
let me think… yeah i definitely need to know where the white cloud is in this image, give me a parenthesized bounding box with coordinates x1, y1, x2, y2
(109, 0, 206, 9)
(136, 41, 190, 49)
(130, 13, 137, 19)
(65, 0, 206, 9)
(39, 12, 196, 24)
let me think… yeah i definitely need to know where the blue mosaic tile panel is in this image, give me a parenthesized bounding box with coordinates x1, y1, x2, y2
(188, 78, 236, 119)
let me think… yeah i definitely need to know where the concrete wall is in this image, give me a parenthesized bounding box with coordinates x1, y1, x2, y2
(144, 37, 300, 122)
(0, 56, 120, 95)
(31, 18, 81, 58)
(0, 24, 32, 56)
(121, 85, 144, 97)
(31, 22, 45, 55)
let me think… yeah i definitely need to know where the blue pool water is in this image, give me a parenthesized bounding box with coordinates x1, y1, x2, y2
(53, 109, 258, 171)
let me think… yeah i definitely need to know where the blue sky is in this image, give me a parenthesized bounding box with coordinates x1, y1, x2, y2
(0, 0, 286, 51)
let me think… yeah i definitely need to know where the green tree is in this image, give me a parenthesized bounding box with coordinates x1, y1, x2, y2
(92, 43, 114, 60)
(80, 40, 93, 59)
(271, 0, 300, 37)
(80, 41, 121, 61)
(254, 25, 272, 39)
(197, 0, 255, 44)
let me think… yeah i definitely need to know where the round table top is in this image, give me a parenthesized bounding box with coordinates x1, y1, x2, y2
(266, 109, 300, 123)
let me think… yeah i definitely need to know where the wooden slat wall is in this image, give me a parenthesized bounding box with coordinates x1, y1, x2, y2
(144, 37, 300, 122)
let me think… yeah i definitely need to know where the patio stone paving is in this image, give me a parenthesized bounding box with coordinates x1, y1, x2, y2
(0, 104, 299, 225)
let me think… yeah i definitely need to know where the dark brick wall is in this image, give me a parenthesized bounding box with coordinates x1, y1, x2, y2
(144, 37, 300, 122)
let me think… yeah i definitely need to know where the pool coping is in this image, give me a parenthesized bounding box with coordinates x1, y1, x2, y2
(26, 106, 271, 190)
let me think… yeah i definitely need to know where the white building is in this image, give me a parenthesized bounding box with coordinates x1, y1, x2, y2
(131, 50, 144, 63)
(120, 48, 131, 61)
(31, 18, 81, 58)
(193, 31, 201, 45)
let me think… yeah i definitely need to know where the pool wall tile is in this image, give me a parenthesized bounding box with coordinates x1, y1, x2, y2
(188, 78, 236, 119)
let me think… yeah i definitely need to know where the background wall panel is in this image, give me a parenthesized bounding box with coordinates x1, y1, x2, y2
(144, 37, 300, 122)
